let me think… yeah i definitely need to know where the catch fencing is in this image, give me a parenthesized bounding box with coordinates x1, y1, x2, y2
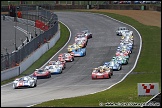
(1, 5, 58, 71)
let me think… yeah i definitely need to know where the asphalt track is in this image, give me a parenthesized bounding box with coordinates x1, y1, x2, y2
(1, 12, 141, 107)
(1, 17, 40, 54)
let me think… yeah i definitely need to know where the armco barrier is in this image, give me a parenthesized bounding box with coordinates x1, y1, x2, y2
(1, 29, 60, 81)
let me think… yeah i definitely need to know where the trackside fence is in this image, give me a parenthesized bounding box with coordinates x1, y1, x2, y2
(1, 6, 58, 71)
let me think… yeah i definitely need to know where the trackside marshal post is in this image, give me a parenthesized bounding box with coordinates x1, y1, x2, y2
(138, 83, 159, 96)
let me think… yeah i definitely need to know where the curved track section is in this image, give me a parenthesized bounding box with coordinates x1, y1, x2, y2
(1, 12, 140, 107)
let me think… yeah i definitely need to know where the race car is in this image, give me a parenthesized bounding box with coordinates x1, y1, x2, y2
(120, 34, 134, 45)
(33, 68, 51, 78)
(91, 66, 113, 79)
(71, 48, 86, 57)
(103, 59, 122, 71)
(112, 56, 128, 65)
(81, 30, 92, 39)
(117, 43, 133, 54)
(75, 33, 88, 44)
(47, 60, 66, 70)
(75, 40, 87, 48)
(12, 75, 37, 89)
(45, 64, 62, 74)
(58, 53, 74, 62)
(67, 43, 81, 53)
(116, 49, 130, 60)
(116, 27, 129, 36)
(121, 30, 133, 37)
(120, 39, 133, 50)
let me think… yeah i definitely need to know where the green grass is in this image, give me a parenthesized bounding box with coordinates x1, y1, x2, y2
(1, 10, 161, 107)
(1, 22, 70, 85)
(32, 10, 161, 107)
(33, 73, 159, 107)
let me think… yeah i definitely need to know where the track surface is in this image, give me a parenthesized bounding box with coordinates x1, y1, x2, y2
(1, 17, 40, 54)
(1, 12, 140, 107)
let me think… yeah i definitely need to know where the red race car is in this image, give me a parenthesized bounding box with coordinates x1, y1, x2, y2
(33, 68, 51, 78)
(92, 66, 113, 79)
(58, 53, 74, 62)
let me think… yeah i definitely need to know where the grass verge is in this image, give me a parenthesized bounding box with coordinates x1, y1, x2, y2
(32, 10, 161, 107)
(1, 10, 160, 107)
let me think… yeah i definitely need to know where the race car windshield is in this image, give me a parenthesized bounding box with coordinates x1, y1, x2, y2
(49, 61, 56, 65)
(93, 69, 98, 72)
(38, 69, 44, 72)
(109, 61, 114, 66)
(49, 66, 54, 69)
(55, 61, 61, 65)
(117, 57, 122, 60)
(23, 77, 28, 81)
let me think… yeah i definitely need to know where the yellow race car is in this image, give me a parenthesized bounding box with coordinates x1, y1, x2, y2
(67, 43, 81, 53)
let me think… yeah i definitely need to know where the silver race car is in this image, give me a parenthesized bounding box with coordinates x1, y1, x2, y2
(12, 75, 37, 89)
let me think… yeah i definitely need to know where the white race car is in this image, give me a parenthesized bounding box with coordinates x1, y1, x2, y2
(75, 33, 88, 43)
(12, 75, 37, 89)
(81, 30, 92, 39)
(121, 30, 133, 37)
(116, 27, 129, 36)
(45, 65, 63, 74)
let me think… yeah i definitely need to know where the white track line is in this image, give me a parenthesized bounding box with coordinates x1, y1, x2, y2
(27, 12, 143, 107)
(1, 21, 71, 88)
(14, 26, 28, 35)
(77, 12, 143, 95)
(40, 20, 71, 68)
(3, 12, 143, 107)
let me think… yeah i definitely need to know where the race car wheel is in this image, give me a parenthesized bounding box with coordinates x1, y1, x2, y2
(92, 76, 97, 79)
(111, 72, 113, 76)
(118, 66, 121, 71)
(70, 58, 72, 62)
(109, 74, 111, 79)
(31, 83, 35, 88)
(120, 65, 122, 70)
(13, 84, 17, 89)
(48, 74, 51, 78)
(84, 52, 86, 56)
(60, 71, 62, 74)
(125, 60, 128, 65)
(34, 82, 37, 87)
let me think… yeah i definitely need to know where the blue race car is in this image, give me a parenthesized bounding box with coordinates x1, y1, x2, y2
(103, 59, 122, 71)
(71, 48, 86, 57)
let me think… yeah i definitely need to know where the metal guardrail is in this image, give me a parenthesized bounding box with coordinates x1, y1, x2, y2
(1, 6, 58, 71)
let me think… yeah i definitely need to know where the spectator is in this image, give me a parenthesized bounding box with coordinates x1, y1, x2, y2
(17, 11, 22, 18)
